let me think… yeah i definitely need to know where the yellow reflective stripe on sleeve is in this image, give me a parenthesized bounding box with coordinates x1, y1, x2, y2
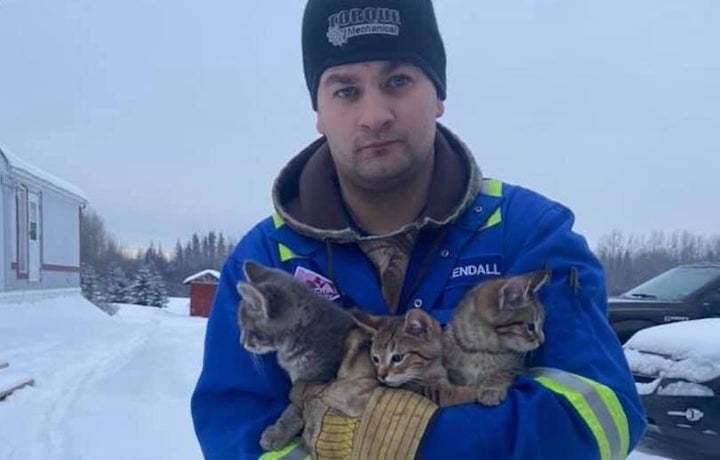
(480, 178, 503, 230)
(271, 213, 299, 262)
(533, 375, 612, 460)
(579, 374, 630, 459)
(530, 367, 630, 460)
(258, 439, 311, 460)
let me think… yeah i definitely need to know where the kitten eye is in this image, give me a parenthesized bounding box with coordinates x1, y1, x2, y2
(391, 353, 404, 364)
(372, 355, 380, 364)
(526, 323, 536, 333)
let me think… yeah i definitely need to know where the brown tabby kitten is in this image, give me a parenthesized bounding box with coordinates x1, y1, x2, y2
(352, 308, 480, 407)
(442, 269, 549, 405)
(236, 260, 355, 451)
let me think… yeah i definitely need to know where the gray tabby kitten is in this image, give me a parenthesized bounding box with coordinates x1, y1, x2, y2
(352, 308, 481, 407)
(443, 270, 549, 405)
(236, 260, 355, 451)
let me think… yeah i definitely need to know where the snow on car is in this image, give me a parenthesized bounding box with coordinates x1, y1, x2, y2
(624, 318, 720, 457)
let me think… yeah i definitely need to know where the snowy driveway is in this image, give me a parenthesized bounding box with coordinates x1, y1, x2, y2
(0, 295, 205, 460)
(0, 294, 672, 459)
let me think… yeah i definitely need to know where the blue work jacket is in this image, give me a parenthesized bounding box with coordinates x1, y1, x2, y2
(191, 179, 647, 459)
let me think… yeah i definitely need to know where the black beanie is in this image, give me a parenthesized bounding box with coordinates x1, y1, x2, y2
(302, 0, 446, 110)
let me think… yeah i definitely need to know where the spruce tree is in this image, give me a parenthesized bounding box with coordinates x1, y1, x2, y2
(80, 263, 106, 304)
(105, 265, 132, 303)
(129, 265, 168, 308)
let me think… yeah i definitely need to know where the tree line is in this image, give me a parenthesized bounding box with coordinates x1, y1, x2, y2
(81, 208, 719, 306)
(595, 229, 720, 295)
(80, 208, 236, 309)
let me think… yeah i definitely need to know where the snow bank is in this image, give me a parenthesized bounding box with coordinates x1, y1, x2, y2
(0, 293, 204, 460)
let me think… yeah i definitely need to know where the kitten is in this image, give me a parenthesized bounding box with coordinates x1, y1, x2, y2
(236, 260, 355, 451)
(352, 308, 480, 407)
(442, 269, 549, 405)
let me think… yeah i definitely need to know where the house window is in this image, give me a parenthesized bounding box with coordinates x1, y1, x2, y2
(16, 185, 28, 275)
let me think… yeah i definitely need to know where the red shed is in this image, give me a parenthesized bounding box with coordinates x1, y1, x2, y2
(183, 269, 221, 317)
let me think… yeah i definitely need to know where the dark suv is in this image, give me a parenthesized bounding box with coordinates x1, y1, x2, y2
(608, 262, 720, 343)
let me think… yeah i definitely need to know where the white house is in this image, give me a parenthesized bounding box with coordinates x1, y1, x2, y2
(0, 147, 87, 293)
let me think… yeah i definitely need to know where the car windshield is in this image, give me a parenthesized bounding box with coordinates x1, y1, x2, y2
(623, 266, 720, 301)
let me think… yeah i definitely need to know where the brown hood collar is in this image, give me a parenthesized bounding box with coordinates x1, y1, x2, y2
(272, 124, 482, 243)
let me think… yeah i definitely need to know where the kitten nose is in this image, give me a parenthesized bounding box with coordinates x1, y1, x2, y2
(377, 367, 388, 382)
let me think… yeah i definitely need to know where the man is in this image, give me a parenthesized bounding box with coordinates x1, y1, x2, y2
(191, 0, 647, 459)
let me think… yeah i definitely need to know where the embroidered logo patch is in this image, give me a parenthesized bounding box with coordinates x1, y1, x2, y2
(294, 266, 341, 301)
(326, 7, 401, 47)
(448, 256, 504, 285)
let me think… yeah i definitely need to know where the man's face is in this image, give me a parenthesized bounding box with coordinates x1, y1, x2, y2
(316, 61, 444, 192)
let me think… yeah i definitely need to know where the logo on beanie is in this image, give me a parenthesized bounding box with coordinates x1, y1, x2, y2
(326, 7, 401, 47)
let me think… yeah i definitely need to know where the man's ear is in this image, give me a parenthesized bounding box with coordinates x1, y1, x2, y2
(316, 114, 325, 135)
(436, 98, 445, 118)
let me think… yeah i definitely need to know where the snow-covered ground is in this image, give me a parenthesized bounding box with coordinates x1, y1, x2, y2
(0, 293, 204, 460)
(0, 292, 671, 459)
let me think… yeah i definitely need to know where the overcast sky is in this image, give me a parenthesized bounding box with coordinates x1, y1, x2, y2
(1, 0, 718, 253)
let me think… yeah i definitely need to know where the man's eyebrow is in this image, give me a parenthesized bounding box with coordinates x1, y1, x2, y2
(379, 61, 406, 75)
(321, 73, 357, 87)
(321, 62, 412, 87)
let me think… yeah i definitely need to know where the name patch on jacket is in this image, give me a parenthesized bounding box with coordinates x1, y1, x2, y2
(448, 256, 504, 286)
(294, 266, 341, 301)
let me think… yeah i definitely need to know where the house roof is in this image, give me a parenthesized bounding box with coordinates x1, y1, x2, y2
(0, 146, 87, 202)
(182, 269, 221, 285)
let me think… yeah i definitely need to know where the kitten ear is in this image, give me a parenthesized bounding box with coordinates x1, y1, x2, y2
(236, 281, 268, 318)
(242, 260, 272, 283)
(500, 269, 551, 309)
(528, 267, 551, 294)
(351, 309, 385, 335)
(498, 277, 527, 310)
(404, 308, 441, 340)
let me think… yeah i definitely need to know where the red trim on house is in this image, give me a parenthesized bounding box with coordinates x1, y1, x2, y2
(42, 264, 81, 273)
(13, 262, 80, 273)
(11, 263, 29, 280)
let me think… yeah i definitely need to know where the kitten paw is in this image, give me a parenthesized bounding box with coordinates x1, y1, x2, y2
(260, 425, 293, 451)
(476, 386, 507, 406)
